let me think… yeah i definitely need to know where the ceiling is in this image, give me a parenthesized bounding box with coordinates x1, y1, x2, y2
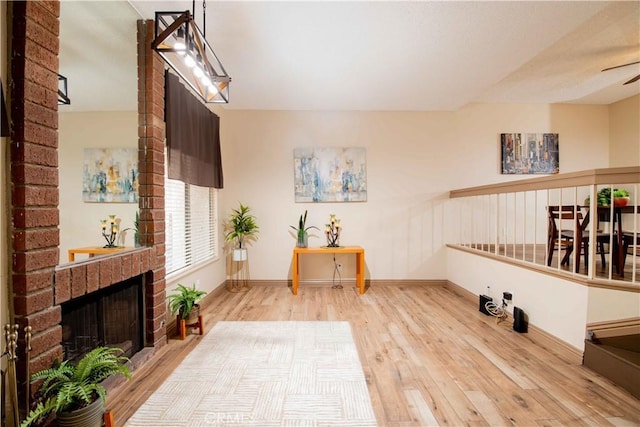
(61, 1, 640, 112)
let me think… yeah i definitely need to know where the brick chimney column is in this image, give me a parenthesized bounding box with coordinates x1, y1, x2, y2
(9, 0, 64, 401)
(138, 20, 167, 349)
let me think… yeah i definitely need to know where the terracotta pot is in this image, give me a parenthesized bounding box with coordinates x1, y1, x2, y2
(614, 196, 630, 207)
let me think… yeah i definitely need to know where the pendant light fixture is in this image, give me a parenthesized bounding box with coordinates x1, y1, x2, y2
(152, 0, 231, 103)
(58, 74, 70, 105)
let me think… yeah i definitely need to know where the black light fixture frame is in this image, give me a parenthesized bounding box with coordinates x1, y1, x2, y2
(152, 8, 231, 104)
(58, 74, 70, 105)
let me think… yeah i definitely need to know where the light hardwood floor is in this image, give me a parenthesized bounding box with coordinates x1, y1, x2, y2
(107, 283, 640, 426)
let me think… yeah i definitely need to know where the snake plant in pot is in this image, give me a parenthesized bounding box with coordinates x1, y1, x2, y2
(290, 210, 319, 248)
(21, 346, 131, 427)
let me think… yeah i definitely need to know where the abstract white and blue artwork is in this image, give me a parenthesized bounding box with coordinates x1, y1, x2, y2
(82, 148, 138, 203)
(293, 147, 367, 202)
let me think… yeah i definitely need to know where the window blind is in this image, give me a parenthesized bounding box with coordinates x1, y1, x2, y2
(165, 175, 218, 275)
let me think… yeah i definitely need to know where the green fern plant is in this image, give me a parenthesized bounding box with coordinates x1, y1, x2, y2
(21, 346, 131, 427)
(167, 283, 207, 319)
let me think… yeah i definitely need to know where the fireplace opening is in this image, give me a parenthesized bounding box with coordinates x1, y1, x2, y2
(61, 275, 144, 362)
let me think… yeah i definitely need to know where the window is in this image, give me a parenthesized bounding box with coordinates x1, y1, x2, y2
(165, 176, 218, 275)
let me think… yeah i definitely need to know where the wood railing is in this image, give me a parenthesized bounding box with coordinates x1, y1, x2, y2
(447, 167, 640, 287)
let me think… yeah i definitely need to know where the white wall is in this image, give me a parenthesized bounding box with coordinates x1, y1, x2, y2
(446, 248, 590, 350)
(609, 94, 640, 168)
(587, 287, 640, 324)
(58, 111, 139, 264)
(218, 103, 610, 283)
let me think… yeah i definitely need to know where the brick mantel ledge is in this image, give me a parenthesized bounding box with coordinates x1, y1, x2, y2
(54, 247, 154, 305)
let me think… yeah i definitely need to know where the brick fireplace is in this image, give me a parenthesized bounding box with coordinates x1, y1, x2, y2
(9, 0, 167, 401)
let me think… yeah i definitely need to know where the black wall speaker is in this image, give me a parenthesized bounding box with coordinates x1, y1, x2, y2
(479, 294, 493, 316)
(513, 306, 528, 333)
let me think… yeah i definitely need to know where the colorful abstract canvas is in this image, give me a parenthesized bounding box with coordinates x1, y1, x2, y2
(294, 147, 367, 202)
(83, 148, 138, 202)
(501, 133, 559, 174)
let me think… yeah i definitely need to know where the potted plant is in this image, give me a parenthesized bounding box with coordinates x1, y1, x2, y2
(225, 203, 259, 261)
(594, 187, 630, 207)
(613, 188, 630, 207)
(21, 346, 131, 427)
(290, 210, 319, 248)
(133, 210, 140, 247)
(167, 283, 207, 325)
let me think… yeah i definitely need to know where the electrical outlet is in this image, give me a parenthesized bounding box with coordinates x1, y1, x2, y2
(337, 263, 342, 271)
(503, 291, 512, 304)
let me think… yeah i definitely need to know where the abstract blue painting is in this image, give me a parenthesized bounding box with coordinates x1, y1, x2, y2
(82, 148, 138, 203)
(293, 147, 367, 202)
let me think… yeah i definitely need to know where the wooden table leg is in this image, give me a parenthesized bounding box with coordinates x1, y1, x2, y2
(356, 251, 364, 294)
(292, 252, 299, 295)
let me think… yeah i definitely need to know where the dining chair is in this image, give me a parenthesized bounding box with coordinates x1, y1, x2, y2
(547, 205, 609, 273)
(547, 205, 579, 268)
(574, 208, 610, 273)
(621, 231, 640, 275)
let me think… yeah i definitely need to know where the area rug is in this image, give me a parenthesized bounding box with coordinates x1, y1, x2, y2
(124, 321, 377, 427)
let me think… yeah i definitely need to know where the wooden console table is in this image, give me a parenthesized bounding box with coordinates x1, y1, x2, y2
(68, 246, 130, 262)
(291, 246, 365, 295)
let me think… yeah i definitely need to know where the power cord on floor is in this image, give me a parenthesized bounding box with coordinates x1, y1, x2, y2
(332, 254, 343, 289)
(484, 298, 511, 326)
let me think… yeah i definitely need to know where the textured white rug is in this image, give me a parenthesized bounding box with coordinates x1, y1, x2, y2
(125, 321, 377, 427)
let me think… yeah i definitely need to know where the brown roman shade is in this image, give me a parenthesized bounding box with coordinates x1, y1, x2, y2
(165, 70, 224, 188)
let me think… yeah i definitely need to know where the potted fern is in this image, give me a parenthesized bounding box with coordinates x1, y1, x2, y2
(225, 203, 259, 261)
(167, 283, 207, 325)
(21, 346, 131, 427)
(290, 210, 318, 248)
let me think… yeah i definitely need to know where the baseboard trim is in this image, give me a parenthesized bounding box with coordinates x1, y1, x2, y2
(224, 278, 446, 288)
(445, 280, 584, 365)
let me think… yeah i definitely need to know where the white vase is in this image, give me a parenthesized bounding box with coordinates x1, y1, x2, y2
(232, 248, 247, 261)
